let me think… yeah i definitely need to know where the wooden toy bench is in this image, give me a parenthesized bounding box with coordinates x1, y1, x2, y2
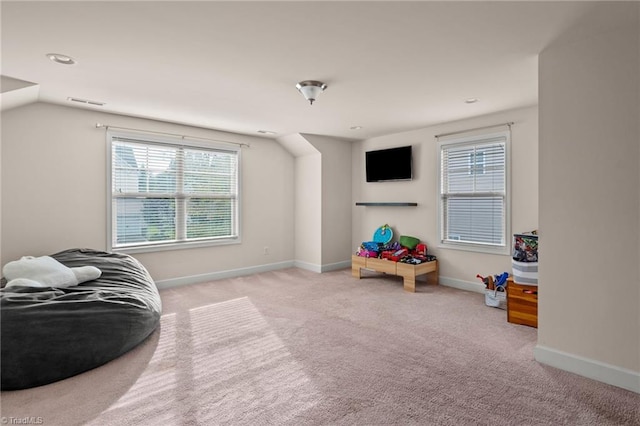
(351, 255, 438, 292)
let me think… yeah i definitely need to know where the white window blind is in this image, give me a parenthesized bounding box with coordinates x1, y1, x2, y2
(438, 131, 509, 252)
(110, 133, 239, 251)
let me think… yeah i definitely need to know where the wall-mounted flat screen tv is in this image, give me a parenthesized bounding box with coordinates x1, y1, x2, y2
(365, 145, 412, 182)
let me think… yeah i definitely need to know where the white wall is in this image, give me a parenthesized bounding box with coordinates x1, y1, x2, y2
(1, 102, 295, 282)
(352, 105, 538, 290)
(536, 3, 639, 390)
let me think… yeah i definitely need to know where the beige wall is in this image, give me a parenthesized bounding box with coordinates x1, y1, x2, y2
(352, 105, 538, 289)
(0, 105, 2, 266)
(303, 134, 353, 267)
(294, 153, 322, 267)
(538, 5, 639, 374)
(1, 102, 295, 282)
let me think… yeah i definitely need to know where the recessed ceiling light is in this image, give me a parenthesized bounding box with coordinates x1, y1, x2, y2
(46, 53, 77, 65)
(350, 126, 363, 130)
(257, 130, 276, 135)
(465, 98, 479, 104)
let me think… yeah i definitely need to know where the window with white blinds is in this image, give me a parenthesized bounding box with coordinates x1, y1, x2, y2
(438, 131, 510, 253)
(109, 132, 240, 251)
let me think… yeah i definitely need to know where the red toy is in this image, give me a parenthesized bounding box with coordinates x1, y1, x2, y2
(389, 248, 408, 261)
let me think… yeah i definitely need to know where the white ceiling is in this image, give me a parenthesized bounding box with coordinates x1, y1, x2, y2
(1, 1, 595, 140)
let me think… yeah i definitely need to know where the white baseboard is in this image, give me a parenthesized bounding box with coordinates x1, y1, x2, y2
(155, 260, 295, 289)
(534, 345, 640, 394)
(156, 259, 351, 290)
(321, 260, 351, 272)
(293, 260, 322, 273)
(439, 276, 485, 294)
(293, 260, 351, 273)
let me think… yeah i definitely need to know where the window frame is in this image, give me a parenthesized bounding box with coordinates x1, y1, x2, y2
(107, 129, 242, 254)
(437, 130, 511, 255)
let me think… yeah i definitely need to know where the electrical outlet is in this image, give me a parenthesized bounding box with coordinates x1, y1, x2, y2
(263, 246, 270, 255)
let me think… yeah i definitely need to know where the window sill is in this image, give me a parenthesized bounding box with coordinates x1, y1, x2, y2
(438, 241, 509, 256)
(111, 237, 241, 254)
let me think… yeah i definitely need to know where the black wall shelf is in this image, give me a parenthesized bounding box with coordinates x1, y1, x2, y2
(355, 202, 418, 207)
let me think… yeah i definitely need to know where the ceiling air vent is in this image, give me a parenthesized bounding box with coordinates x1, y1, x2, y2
(67, 97, 105, 106)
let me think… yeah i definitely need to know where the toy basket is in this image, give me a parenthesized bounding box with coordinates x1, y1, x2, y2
(485, 285, 507, 310)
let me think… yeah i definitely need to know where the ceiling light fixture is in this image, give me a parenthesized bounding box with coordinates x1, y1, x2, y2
(465, 98, 479, 104)
(257, 130, 276, 135)
(296, 80, 327, 105)
(350, 126, 363, 130)
(46, 53, 77, 65)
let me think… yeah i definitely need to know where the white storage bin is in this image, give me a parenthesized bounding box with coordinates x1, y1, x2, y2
(511, 260, 538, 285)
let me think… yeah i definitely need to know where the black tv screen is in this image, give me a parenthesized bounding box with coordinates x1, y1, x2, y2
(365, 145, 412, 182)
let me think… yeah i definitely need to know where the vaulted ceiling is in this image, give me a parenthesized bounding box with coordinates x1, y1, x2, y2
(1, 1, 595, 140)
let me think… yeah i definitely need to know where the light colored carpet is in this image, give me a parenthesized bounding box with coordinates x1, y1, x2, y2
(1, 267, 639, 425)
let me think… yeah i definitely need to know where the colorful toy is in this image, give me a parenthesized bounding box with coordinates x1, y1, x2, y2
(415, 243, 428, 256)
(399, 235, 420, 249)
(373, 224, 393, 244)
(494, 272, 509, 287)
(476, 272, 509, 291)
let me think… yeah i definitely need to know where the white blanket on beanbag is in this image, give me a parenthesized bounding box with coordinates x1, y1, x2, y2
(3, 255, 101, 288)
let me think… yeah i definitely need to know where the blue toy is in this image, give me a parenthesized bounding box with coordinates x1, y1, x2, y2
(494, 272, 509, 287)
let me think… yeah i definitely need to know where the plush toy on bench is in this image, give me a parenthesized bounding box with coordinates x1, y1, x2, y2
(3, 255, 101, 288)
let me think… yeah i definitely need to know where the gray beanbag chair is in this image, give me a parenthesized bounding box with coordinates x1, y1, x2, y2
(1, 248, 162, 390)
